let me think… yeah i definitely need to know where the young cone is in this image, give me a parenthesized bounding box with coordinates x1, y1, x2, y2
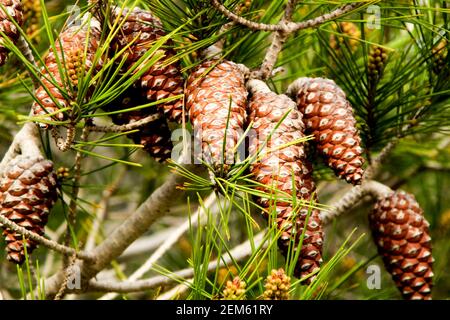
(369, 191, 433, 300)
(0, 0, 24, 66)
(0, 155, 58, 264)
(186, 59, 247, 174)
(263, 268, 291, 300)
(287, 77, 365, 185)
(111, 7, 184, 123)
(221, 276, 246, 300)
(368, 45, 389, 84)
(247, 79, 323, 283)
(32, 16, 102, 128)
(104, 86, 173, 162)
(330, 21, 361, 53)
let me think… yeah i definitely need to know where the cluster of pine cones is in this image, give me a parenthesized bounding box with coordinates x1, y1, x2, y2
(0, 2, 433, 300)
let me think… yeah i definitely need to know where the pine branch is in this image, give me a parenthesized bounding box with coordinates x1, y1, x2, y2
(63, 126, 90, 266)
(51, 126, 76, 152)
(0, 214, 92, 261)
(156, 280, 192, 300)
(99, 192, 219, 300)
(87, 114, 161, 133)
(320, 180, 392, 224)
(0, 116, 41, 175)
(211, 0, 364, 33)
(89, 232, 265, 294)
(41, 154, 203, 297)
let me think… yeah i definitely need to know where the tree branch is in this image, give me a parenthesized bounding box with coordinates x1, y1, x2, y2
(211, 0, 364, 33)
(87, 114, 161, 133)
(320, 180, 392, 224)
(42, 154, 203, 297)
(63, 126, 89, 266)
(98, 192, 220, 300)
(285, 2, 364, 33)
(88, 232, 265, 294)
(211, 0, 281, 32)
(0, 120, 41, 175)
(0, 214, 92, 261)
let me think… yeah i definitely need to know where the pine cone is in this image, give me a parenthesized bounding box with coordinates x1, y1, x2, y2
(112, 7, 184, 123)
(263, 268, 291, 300)
(247, 80, 323, 283)
(0, 155, 58, 264)
(368, 46, 388, 83)
(369, 191, 433, 300)
(32, 16, 102, 128)
(287, 77, 365, 185)
(0, 0, 24, 66)
(186, 60, 247, 174)
(330, 22, 360, 53)
(221, 276, 246, 300)
(104, 86, 173, 162)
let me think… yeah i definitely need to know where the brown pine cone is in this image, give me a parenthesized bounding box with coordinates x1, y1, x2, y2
(247, 79, 323, 284)
(0, 155, 58, 264)
(104, 86, 173, 162)
(32, 16, 102, 128)
(0, 0, 24, 66)
(186, 59, 247, 174)
(369, 190, 433, 300)
(288, 77, 365, 185)
(112, 7, 184, 123)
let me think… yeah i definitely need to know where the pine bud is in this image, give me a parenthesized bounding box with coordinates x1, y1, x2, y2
(368, 46, 388, 83)
(263, 268, 291, 300)
(221, 276, 247, 300)
(330, 22, 361, 53)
